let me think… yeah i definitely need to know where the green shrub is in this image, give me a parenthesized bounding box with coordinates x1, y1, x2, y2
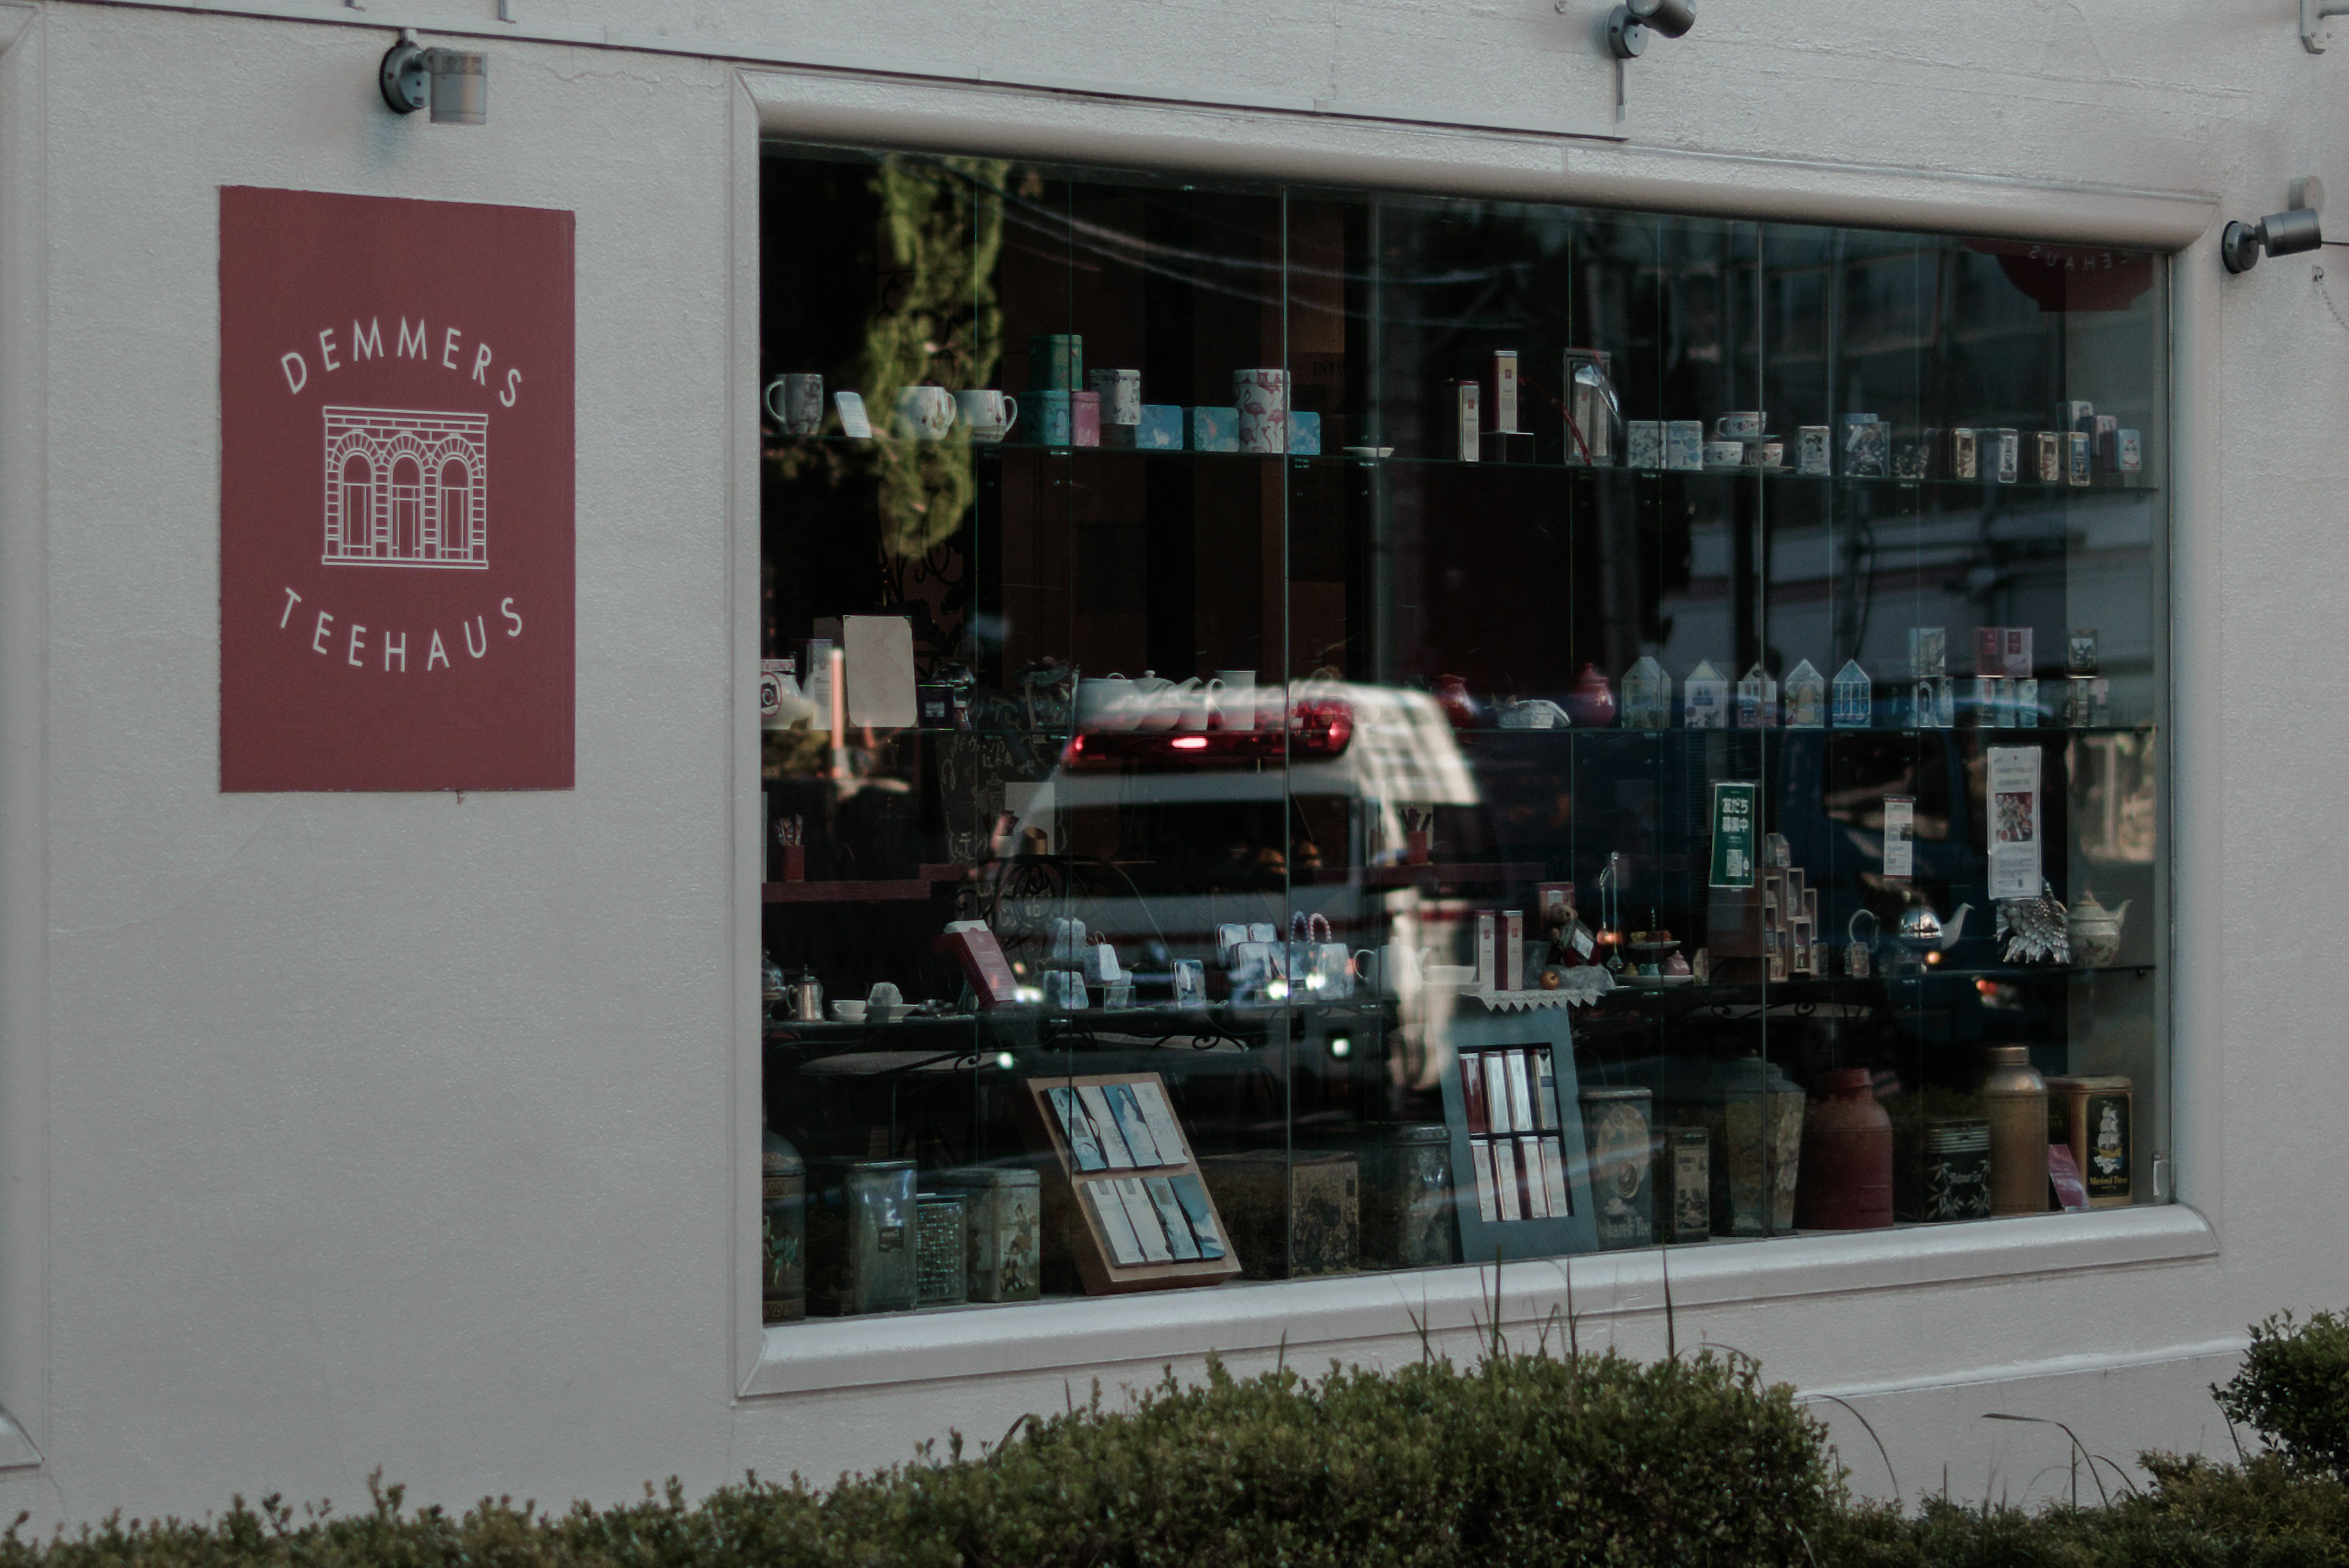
(0, 1347, 1844, 1568)
(2216, 1310, 2349, 1481)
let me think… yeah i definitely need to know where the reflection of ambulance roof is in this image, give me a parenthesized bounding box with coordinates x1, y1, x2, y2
(1297, 680, 1480, 806)
(1031, 681, 1482, 812)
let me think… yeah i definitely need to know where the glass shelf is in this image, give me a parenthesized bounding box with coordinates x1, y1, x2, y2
(763, 432, 2159, 494)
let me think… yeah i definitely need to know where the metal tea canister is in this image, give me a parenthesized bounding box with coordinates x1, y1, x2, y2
(1198, 1150, 1359, 1279)
(2047, 1076, 2132, 1208)
(1691, 1055, 1803, 1236)
(1794, 1069, 1893, 1230)
(1348, 1124, 1457, 1270)
(1657, 1125, 1712, 1243)
(928, 1165, 1043, 1301)
(1981, 1046, 2050, 1216)
(1579, 1088, 1654, 1250)
(1028, 333, 1083, 392)
(806, 1157, 918, 1315)
(761, 1121, 806, 1323)
(1919, 1118, 1992, 1221)
(914, 1194, 970, 1307)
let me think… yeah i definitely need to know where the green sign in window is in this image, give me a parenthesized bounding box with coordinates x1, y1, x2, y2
(1709, 782, 1758, 888)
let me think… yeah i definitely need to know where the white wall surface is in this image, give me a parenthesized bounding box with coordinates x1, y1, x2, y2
(0, 0, 2339, 1528)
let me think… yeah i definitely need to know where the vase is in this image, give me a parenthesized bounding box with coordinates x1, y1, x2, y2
(1795, 1069, 1893, 1229)
(1981, 1046, 2049, 1216)
(1564, 663, 1618, 727)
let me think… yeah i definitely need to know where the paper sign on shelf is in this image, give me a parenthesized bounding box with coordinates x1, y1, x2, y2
(1882, 796, 1915, 882)
(1987, 746, 2043, 899)
(843, 615, 917, 729)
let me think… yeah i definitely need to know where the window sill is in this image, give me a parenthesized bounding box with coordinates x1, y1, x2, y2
(743, 1204, 2215, 1397)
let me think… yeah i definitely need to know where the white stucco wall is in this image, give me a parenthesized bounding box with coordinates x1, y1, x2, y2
(0, 0, 2334, 1527)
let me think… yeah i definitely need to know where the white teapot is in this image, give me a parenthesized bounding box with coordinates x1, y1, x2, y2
(2068, 890, 2131, 968)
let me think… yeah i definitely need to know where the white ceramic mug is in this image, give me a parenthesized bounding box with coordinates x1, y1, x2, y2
(764, 373, 825, 436)
(1233, 370, 1289, 454)
(893, 385, 958, 441)
(1211, 671, 1256, 730)
(1173, 677, 1210, 732)
(954, 388, 1019, 443)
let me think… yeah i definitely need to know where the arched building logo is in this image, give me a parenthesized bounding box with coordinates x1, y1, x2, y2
(323, 407, 489, 568)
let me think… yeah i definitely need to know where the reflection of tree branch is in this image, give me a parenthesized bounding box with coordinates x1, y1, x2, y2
(768, 155, 1010, 571)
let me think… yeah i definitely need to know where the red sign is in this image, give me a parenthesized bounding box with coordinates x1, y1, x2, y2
(220, 187, 574, 790)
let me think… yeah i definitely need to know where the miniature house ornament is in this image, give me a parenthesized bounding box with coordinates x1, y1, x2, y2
(1622, 655, 1672, 729)
(1782, 660, 1826, 728)
(1735, 664, 1778, 729)
(1831, 659, 1872, 727)
(1683, 660, 1727, 729)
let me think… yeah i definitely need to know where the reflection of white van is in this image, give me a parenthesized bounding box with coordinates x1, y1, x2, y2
(984, 681, 1487, 975)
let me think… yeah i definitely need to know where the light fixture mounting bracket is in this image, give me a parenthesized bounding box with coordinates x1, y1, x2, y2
(380, 31, 428, 113)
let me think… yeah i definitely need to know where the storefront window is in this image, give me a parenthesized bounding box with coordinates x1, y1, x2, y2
(755, 146, 2167, 1323)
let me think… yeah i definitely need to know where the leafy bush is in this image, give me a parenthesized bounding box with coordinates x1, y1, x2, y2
(17, 1313, 2349, 1568)
(2217, 1310, 2349, 1481)
(0, 1348, 1843, 1568)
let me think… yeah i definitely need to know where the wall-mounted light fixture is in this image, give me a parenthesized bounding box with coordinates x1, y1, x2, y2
(2306, 0, 2349, 51)
(1607, 0, 1695, 60)
(2222, 177, 2325, 273)
(379, 31, 487, 125)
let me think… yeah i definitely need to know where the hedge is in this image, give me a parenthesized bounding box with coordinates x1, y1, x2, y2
(1, 1348, 1841, 1568)
(9, 1307, 2349, 1568)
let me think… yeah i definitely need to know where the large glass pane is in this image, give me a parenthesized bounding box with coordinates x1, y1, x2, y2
(756, 143, 2169, 1325)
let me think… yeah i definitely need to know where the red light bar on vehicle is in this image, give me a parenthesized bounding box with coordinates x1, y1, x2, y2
(1064, 697, 1353, 767)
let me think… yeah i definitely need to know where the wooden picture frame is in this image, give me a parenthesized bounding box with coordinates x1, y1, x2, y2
(1015, 1072, 1242, 1295)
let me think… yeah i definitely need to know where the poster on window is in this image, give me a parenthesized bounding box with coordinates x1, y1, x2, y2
(218, 187, 574, 790)
(1986, 746, 2043, 899)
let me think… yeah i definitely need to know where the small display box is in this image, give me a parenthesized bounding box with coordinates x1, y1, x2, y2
(1657, 1125, 1712, 1244)
(913, 1194, 969, 1307)
(2047, 1076, 2132, 1208)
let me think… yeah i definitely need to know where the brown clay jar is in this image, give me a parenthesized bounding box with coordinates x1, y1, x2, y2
(1795, 1068, 1893, 1229)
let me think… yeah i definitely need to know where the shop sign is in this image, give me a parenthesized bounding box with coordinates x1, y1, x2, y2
(219, 187, 574, 790)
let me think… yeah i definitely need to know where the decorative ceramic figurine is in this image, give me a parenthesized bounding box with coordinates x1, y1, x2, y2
(1996, 880, 2070, 965)
(1564, 663, 1617, 727)
(1623, 655, 1672, 729)
(1831, 659, 1872, 727)
(1684, 660, 1727, 729)
(1783, 660, 1826, 727)
(2067, 890, 2130, 967)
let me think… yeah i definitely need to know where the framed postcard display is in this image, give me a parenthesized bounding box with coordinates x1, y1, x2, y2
(1436, 1006, 1599, 1263)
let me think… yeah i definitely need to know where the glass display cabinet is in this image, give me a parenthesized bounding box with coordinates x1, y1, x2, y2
(754, 145, 2167, 1321)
